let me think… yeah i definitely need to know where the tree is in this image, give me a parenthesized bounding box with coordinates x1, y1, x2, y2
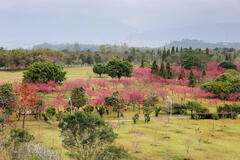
(0, 83, 15, 117)
(8, 128, 34, 146)
(105, 91, 122, 117)
(15, 83, 39, 128)
(58, 111, 121, 159)
(106, 58, 133, 79)
(95, 106, 105, 117)
(71, 86, 88, 109)
(79, 54, 86, 64)
(140, 58, 144, 68)
(166, 62, 174, 79)
(188, 70, 195, 87)
(94, 54, 102, 63)
(178, 66, 186, 80)
(100, 45, 106, 53)
(218, 61, 237, 70)
(151, 60, 158, 74)
(159, 62, 167, 78)
(86, 54, 94, 65)
(186, 101, 209, 116)
(93, 63, 106, 77)
(23, 61, 66, 85)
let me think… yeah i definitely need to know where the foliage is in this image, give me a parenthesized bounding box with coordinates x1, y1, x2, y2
(83, 105, 94, 113)
(154, 106, 162, 117)
(14, 83, 39, 128)
(93, 63, 106, 77)
(132, 113, 139, 124)
(8, 128, 34, 146)
(188, 70, 195, 87)
(45, 107, 56, 120)
(96, 145, 129, 160)
(218, 61, 237, 70)
(201, 73, 240, 99)
(217, 103, 240, 115)
(143, 107, 152, 123)
(0, 83, 15, 116)
(106, 58, 133, 79)
(95, 106, 105, 117)
(186, 101, 209, 115)
(23, 61, 66, 85)
(172, 103, 187, 115)
(58, 111, 117, 159)
(151, 60, 158, 74)
(143, 96, 159, 107)
(71, 86, 88, 108)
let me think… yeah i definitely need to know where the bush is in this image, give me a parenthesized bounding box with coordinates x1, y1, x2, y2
(93, 63, 106, 77)
(97, 145, 129, 160)
(132, 113, 139, 124)
(218, 61, 237, 70)
(23, 61, 66, 85)
(191, 113, 237, 120)
(95, 106, 105, 117)
(8, 128, 34, 146)
(154, 106, 162, 117)
(83, 105, 94, 113)
(46, 107, 56, 120)
(143, 107, 151, 123)
(172, 103, 187, 115)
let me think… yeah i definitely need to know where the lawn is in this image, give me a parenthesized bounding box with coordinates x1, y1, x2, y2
(21, 118, 240, 160)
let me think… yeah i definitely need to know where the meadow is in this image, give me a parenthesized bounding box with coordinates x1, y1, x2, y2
(1, 65, 240, 160)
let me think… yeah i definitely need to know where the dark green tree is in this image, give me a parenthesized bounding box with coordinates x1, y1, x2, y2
(151, 60, 158, 74)
(23, 61, 66, 85)
(71, 86, 88, 109)
(94, 54, 102, 63)
(86, 54, 94, 65)
(188, 70, 195, 87)
(106, 58, 133, 79)
(58, 111, 121, 159)
(159, 62, 167, 78)
(93, 63, 106, 77)
(140, 58, 144, 68)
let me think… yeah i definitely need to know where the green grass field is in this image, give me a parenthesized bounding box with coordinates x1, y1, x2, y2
(1, 66, 240, 160)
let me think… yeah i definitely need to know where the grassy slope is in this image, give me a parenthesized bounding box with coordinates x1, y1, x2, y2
(2, 66, 240, 159)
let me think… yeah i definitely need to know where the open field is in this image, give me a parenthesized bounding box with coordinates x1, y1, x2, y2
(20, 118, 240, 160)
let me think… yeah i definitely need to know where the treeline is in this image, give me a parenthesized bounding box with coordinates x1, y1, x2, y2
(0, 45, 239, 71)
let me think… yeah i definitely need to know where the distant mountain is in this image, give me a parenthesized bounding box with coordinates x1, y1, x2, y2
(33, 42, 101, 51)
(164, 39, 240, 49)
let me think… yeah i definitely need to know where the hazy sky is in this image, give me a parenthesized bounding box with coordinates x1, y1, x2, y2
(1, 0, 240, 48)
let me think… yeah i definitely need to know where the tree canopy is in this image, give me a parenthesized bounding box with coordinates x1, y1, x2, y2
(23, 61, 66, 85)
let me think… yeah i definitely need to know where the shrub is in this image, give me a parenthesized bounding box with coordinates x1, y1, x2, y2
(143, 107, 152, 123)
(95, 106, 105, 117)
(154, 106, 162, 117)
(172, 103, 187, 115)
(97, 145, 129, 160)
(8, 128, 34, 146)
(218, 61, 237, 70)
(83, 105, 94, 113)
(132, 113, 139, 124)
(23, 61, 66, 85)
(46, 107, 56, 120)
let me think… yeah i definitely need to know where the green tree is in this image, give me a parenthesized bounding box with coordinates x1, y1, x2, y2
(140, 58, 144, 68)
(100, 45, 106, 53)
(166, 62, 174, 79)
(93, 63, 106, 77)
(8, 128, 34, 146)
(58, 111, 120, 159)
(151, 60, 158, 74)
(188, 70, 195, 87)
(71, 86, 88, 109)
(0, 83, 15, 116)
(95, 106, 105, 117)
(23, 61, 66, 85)
(106, 58, 133, 79)
(159, 62, 167, 78)
(178, 66, 186, 80)
(94, 54, 102, 63)
(86, 54, 94, 65)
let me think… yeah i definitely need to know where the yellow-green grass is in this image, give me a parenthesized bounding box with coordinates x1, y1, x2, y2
(20, 118, 240, 160)
(0, 66, 96, 83)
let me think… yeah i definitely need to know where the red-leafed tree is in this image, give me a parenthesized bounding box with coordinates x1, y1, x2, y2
(14, 83, 39, 128)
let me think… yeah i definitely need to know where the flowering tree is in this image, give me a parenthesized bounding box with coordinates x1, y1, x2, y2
(124, 89, 144, 110)
(14, 83, 39, 128)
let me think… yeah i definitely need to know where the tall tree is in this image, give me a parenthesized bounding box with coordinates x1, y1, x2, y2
(188, 70, 195, 87)
(151, 60, 158, 74)
(178, 66, 186, 80)
(71, 86, 88, 109)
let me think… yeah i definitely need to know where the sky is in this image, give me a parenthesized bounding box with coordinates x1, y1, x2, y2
(0, 0, 240, 48)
